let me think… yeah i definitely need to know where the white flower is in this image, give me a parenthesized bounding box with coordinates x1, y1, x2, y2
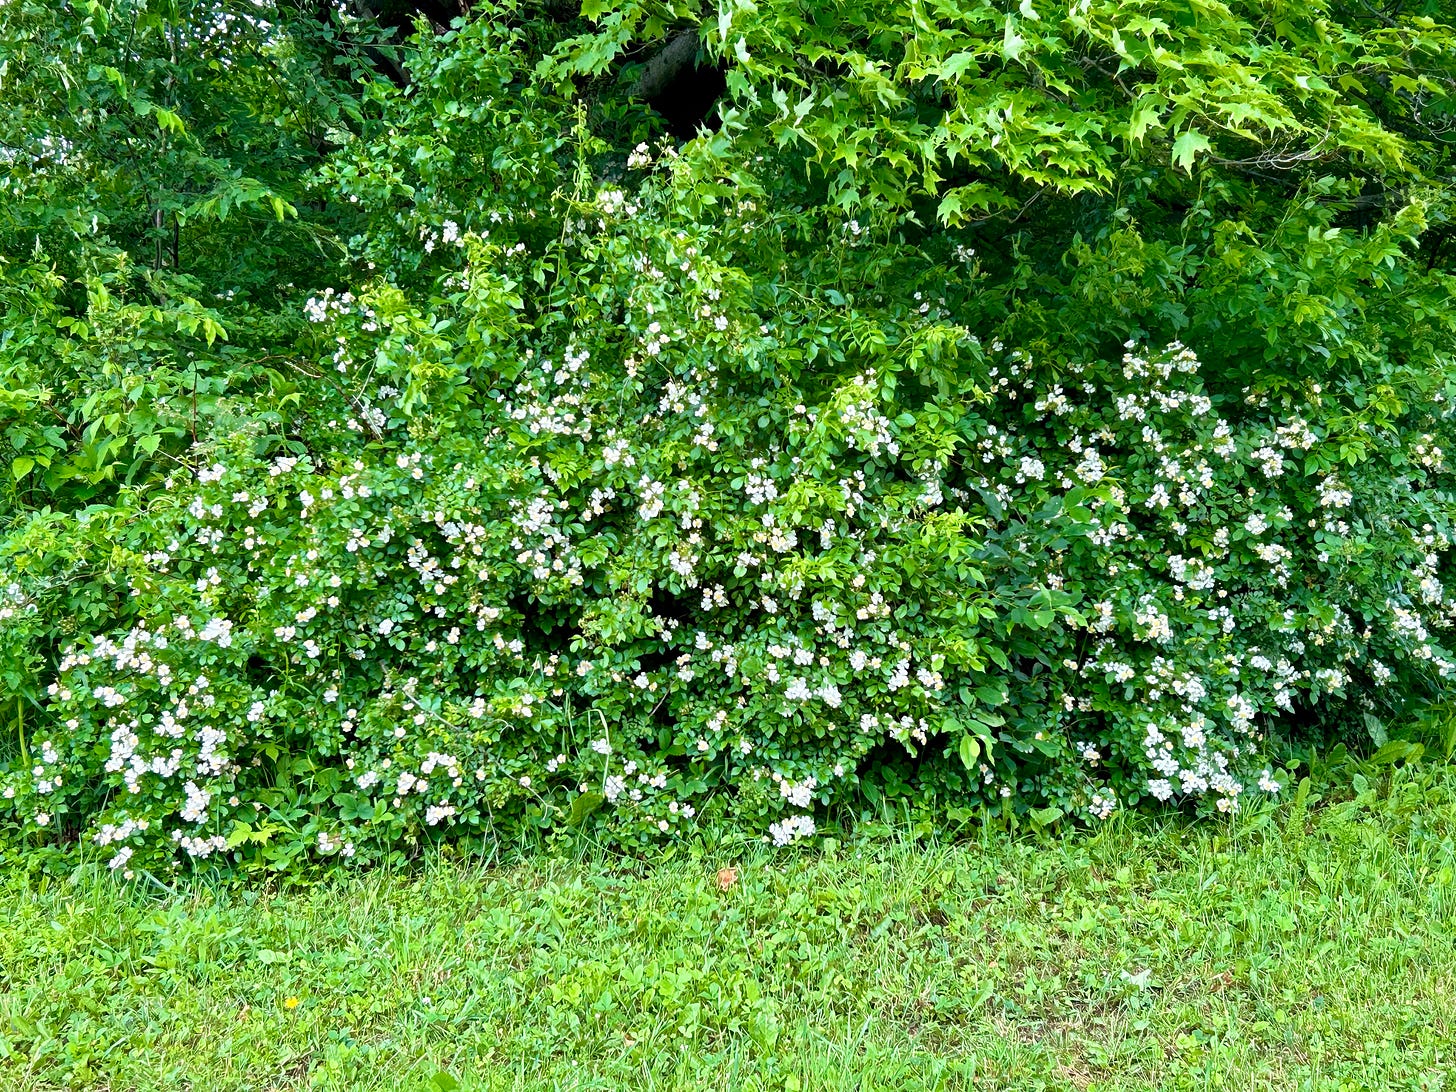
(179, 781, 211, 823)
(1317, 477, 1353, 508)
(1075, 448, 1106, 483)
(779, 777, 817, 808)
(108, 846, 135, 872)
(1251, 446, 1284, 477)
(887, 659, 911, 690)
(768, 814, 815, 846)
(1252, 542, 1291, 565)
(197, 618, 234, 647)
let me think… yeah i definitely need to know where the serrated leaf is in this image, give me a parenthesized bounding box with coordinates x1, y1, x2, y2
(1002, 17, 1025, 61)
(227, 822, 255, 849)
(1171, 129, 1211, 172)
(1128, 95, 1165, 142)
(938, 51, 977, 81)
(11, 457, 34, 480)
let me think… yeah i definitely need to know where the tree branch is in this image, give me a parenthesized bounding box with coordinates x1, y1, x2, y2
(634, 29, 701, 101)
(349, 0, 413, 86)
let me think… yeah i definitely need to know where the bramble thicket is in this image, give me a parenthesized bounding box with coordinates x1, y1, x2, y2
(3, 0, 1456, 872)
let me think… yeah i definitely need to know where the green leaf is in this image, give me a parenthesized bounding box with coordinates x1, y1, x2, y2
(1128, 95, 1166, 142)
(429, 1073, 462, 1092)
(567, 791, 605, 826)
(958, 733, 980, 769)
(1028, 806, 1063, 828)
(1369, 740, 1422, 767)
(1363, 712, 1388, 748)
(1002, 17, 1026, 61)
(154, 107, 186, 135)
(975, 682, 1007, 707)
(11, 457, 34, 480)
(938, 52, 977, 81)
(1171, 129, 1211, 173)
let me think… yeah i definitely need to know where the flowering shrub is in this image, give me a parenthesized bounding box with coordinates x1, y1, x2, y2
(3, 5, 1456, 872)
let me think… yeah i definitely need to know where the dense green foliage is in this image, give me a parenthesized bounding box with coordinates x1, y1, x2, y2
(2, 763, 1455, 1089)
(3, 0, 1456, 871)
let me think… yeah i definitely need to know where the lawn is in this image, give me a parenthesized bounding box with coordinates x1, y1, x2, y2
(1, 768, 1454, 1091)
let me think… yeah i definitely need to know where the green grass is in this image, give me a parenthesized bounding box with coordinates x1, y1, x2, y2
(2, 770, 1456, 1091)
